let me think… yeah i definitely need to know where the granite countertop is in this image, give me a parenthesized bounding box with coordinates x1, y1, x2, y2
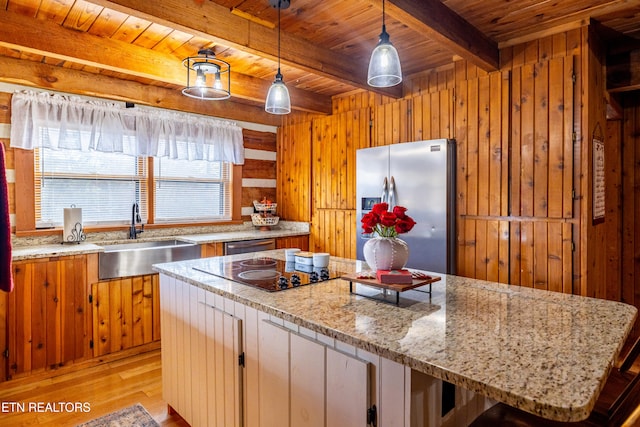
(11, 227, 309, 261)
(11, 242, 105, 261)
(153, 250, 637, 423)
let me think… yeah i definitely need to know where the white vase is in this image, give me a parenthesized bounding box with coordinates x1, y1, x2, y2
(363, 237, 409, 271)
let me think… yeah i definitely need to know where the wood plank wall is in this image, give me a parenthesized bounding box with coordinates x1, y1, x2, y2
(309, 109, 370, 258)
(605, 95, 640, 333)
(278, 27, 610, 307)
(276, 121, 312, 222)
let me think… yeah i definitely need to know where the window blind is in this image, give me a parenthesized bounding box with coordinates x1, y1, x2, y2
(35, 146, 148, 227)
(154, 156, 231, 222)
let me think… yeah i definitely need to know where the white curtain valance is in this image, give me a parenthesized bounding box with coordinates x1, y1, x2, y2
(10, 90, 245, 164)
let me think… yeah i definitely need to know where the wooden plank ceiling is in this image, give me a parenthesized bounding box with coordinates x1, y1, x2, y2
(0, 0, 639, 116)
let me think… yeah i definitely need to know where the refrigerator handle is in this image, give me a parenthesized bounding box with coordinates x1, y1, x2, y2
(381, 177, 389, 203)
(389, 176, 396, 208)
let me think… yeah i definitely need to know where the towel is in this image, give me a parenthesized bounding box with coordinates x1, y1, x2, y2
(0, 142, 13, 293)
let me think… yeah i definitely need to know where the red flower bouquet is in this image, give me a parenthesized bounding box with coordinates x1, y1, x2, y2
(361, 202, 416, 238)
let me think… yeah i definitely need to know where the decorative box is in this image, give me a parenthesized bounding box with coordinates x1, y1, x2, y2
(376, 269, 413, 284)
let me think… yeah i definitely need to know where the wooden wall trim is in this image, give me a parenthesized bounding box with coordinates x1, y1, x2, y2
(13, 148, 35, 233)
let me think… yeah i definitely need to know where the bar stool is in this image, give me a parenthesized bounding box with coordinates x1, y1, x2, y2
(469, 336, 640, 427)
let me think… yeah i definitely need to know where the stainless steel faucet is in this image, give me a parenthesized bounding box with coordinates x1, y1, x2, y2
(129, 202, 144, 239)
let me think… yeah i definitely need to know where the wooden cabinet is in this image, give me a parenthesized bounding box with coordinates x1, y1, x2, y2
(201, 242, 224, 257)
(276, 235, 309, 251)
(160, 274, 243, 427)
(7, 255, 91, 379)
(90, 274, 160, 357)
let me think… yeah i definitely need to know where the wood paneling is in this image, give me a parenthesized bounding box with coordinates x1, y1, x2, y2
(507, 220, 573, 292)
(309, 109, 370, 258)
(455, 71, 510, 218)
(276, 121, 312, 222)
(458, 219, 510, 284)
(310, 209, 357, 259)
(509, 57, 574, 219)
(453, 35, 577, 289)
(411, 88, 454, 141)
(373, 100, 411, 146)
(605, 94, 640, 335)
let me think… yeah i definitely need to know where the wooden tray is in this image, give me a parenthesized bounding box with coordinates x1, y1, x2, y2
(341, 271, 441, 293)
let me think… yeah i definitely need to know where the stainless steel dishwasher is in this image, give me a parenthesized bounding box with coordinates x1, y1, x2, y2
(224, 238, 276, 255)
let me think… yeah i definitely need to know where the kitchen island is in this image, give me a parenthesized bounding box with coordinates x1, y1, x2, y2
(153, 250, 637, 426)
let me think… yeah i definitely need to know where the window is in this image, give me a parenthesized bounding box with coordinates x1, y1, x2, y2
(35, 146, 148, 228)
(34, 138, 233, 227)
(154, 155, 231, 223)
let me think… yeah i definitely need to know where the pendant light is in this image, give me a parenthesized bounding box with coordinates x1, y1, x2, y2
(182, 48, 231, 100)
(265, 0, 291, 115)
(367, 0, 402, 87)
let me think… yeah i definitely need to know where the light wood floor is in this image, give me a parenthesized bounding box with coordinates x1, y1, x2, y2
(0, 348, 188, 426)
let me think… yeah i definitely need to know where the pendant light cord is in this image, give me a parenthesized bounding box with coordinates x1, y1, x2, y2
(382, 0, 386, 32)
(277, 0, 282, 75)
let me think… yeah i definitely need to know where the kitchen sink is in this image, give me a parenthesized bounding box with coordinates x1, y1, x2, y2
(98, 239, 201, 280)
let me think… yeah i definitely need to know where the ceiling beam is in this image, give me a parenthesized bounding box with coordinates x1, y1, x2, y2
(382, 0, 499, 72)
(0, 9, 332, 115)
(0, 55, 282, 126)
(85, 0, 403, 98)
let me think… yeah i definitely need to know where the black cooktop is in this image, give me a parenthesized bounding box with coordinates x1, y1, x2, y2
(193, 256, 347, 292)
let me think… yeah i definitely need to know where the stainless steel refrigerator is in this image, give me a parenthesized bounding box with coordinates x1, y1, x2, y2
(355, 139, 456, 274)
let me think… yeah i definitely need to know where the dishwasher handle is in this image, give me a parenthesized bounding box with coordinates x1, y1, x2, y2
(224, 238, 276, 254)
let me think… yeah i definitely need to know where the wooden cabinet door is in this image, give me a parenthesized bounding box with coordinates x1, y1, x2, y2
(8, 256, 88, 378)
(201, 242, 224, 257)
(91, 274, 160, 357)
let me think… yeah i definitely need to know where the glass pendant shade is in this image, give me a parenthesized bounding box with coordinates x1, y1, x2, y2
(182, 49, 231, 100)
(367, 27, 402, 87)
(265, 71, 291, 115)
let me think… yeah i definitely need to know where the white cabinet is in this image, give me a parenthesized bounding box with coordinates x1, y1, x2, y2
(159, 275, 490, 427)
(257, 319, 290, 427)
(326, 346, 371, 426)
(290, 332, 325, 427)
(159, 275, 243, 427)
(257, 318, 372, 427)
